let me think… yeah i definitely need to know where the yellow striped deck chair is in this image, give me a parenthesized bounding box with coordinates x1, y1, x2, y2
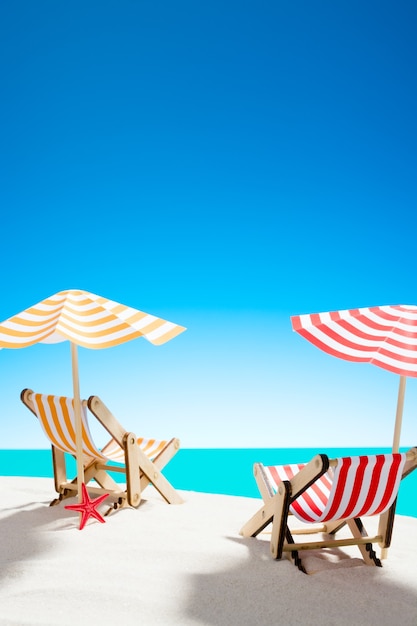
(21, 389, 183, 511)
(240, 448, 417, 573)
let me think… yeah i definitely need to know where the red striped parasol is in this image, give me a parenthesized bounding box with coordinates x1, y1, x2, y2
(291, 304, 417, 452)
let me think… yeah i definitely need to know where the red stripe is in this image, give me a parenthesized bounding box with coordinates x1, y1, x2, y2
(291, 315, 302, 331)
(267, 463, 332, 521)
(372, 454, 402, 515)
(366, 346, 417, 364)
(267, 464, 301, 488)
(353, 311, 401, 327)
(337, 319, 417, 346)
(339, 456, 368, 519)
(356, 455, 385, 517)
(310, 313, 322, 326)
(367, 358, 417, 377)
(293, 484, 326, 520)
(314, 324, 376, 352)
(337, 319, 388, 339)
(296, 329, 417, 375)
(329, 310, 343, 322)
(323, 457, 351, 520)
(308, 323, 417, 361)
(268, 466, 283, 489)
(382, 334, 417, 349)
(297, 329, 371, 361)
(367, 307, 416, 324)
(356, 315, 417, 336)
(291, 500, 313, 521)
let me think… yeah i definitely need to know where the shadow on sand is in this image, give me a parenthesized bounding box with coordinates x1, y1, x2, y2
(185, 534, 417, 626)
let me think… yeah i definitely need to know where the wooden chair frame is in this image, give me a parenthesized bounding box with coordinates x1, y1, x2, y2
(240, 448, 417, 573)
(21, 389, 183, 512)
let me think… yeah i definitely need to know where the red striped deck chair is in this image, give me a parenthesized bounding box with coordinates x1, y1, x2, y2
(240, 448, 417, 573)
(21, 389, 183, 511)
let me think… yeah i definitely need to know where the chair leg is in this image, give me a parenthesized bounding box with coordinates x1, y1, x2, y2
(347, 519, 382, 567)
(124, 432, 141, 508)
(51, 446, 67, 493)
(137, 449, 184, 504)
(285, 528, 307, 573)
(270, 482, 291, 559)
(378, 500, 397, 549)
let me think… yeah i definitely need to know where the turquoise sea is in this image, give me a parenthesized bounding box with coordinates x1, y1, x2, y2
(0, 447, 415, 518)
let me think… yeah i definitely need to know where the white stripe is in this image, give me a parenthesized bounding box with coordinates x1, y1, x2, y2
(347, 456, 377, 518)
(0, 328, 56, 345)
(35, 395, 75, 454)
(6, 310, 61, 324)
(59, 315, 129, 334)
(303, 318, 417, 348)
(314, 457, 359, 522)
(55, 324, 137, 344)
(365, 455, 404, 516)
(291, 499, 319, 520)
(145, 321, 178, 340)
(26, 298, 66, 312)
(41, 332, 67, 344)
(290, 478, 330, 521)
(127, 314, 160, 329)
(333, 315, 417, 340)
(60, 310, 119, 323)
(301, 307, 417, 333)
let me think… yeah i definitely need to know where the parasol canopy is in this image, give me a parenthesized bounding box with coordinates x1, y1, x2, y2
(0, 289, 186, 349)
(291, 304, 417, 452)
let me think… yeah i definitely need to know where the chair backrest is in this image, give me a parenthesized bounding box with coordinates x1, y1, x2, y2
(262, 453, 406, 523)
(30, 392, 171, 465)
(31, 393, 107, 461)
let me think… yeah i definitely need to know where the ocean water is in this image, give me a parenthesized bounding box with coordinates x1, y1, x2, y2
(0, 447, 416, 518)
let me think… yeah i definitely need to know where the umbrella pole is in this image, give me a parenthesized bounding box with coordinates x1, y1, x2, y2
(70, 342, 85, 502)
(392, 376, 406, 453)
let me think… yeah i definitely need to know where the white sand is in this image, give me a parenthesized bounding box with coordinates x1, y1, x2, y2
(0, 477, 416, 626)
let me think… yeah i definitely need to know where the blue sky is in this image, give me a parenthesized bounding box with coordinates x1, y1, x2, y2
(1, 1, 416, 449)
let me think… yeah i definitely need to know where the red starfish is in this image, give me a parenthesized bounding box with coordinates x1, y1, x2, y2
(64, 483, 109, 530)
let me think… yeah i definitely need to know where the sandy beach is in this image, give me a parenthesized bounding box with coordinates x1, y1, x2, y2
(0, 476, 416, 626)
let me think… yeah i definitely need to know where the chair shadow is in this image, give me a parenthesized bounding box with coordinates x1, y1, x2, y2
(184, 534, 417, 626)
(0, 498, 59, 582)
(0, 479, 116, 585)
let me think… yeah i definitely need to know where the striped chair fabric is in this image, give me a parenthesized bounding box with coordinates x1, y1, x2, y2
(101, 436, 168, 463)
(31, 393, 167, 463)
(262, 454, 406, 523)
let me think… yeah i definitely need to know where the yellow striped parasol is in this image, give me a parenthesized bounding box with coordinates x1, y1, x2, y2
(0, 289, 186, 500)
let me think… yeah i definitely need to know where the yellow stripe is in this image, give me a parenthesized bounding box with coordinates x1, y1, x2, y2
(133, 318, 168, 334)
(58, 317, 132, 338)
(0, 319, 58, 337)
(80, 410, 104, 458)
(34, 395, 61, 449)
(62, 303, 113, 318)
(4, 311, 61, 327)
(95, 301, 126, 315)
(137, 438, 167, 458)
(0, 336, 51, 348)
(58, 396, 77, 451)
(61, 311, 123, 327)
(123, 310, 151, 323)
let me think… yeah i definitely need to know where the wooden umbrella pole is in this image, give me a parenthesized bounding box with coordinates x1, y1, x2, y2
(392, 375, 406, 453)
(71, 342, 85, 502)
